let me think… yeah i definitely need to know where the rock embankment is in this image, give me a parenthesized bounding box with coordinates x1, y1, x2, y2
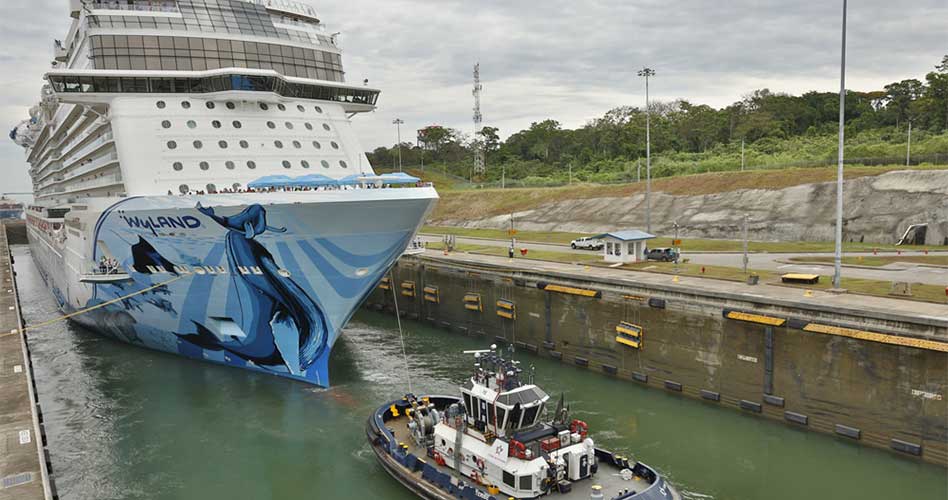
(433, 170, 948, 245)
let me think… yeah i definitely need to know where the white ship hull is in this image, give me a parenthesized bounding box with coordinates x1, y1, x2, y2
(27, 188, 437, 386)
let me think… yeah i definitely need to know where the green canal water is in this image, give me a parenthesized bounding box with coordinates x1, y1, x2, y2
(12, 246, 947, 499)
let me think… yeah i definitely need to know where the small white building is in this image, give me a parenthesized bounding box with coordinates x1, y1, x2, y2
(593, 230, 655, 264)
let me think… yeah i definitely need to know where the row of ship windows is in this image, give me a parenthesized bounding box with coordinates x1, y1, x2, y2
(166, 139, 339, 150)
(170, 159, 348, 171)
(156, 100, 325, 114)
(160, 119, 332, 132)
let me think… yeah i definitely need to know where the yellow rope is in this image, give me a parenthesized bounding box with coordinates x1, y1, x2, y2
(22, 275, 184, 332)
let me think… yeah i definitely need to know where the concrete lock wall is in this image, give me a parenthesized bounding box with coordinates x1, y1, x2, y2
(364, 257, 948, 466)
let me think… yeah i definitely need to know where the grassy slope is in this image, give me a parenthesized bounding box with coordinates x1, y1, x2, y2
(426, 164, 945, 222)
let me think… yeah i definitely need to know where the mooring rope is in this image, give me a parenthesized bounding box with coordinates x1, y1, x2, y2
(388, 269, 413, 394)
(20, 275, 183, 333)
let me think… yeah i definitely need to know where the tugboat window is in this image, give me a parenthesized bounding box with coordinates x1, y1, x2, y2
(463, 393, 472, 413)
(503, 471, 516, 488)
(522, 405, 539, 426)
(519, 475, 532, 491)
(496, 408, 507, 428)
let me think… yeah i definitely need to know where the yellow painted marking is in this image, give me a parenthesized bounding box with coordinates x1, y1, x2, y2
(497, 310, 515, 320)
(783, 273, 820, 280)
(542, 284, 599, 297)
(622, 295, 648, 302)
(726, 311, 787, 327)
(496, 300, 515, 310)
(803, 323, 948, 352)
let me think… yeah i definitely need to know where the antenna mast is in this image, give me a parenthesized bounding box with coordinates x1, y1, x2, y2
(472, 63, 485, 178)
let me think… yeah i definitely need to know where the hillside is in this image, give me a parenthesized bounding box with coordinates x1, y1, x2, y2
(425, 165, 948, 246)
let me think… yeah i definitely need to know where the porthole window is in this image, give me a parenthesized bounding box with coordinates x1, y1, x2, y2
(193, 140, 203, 149)
(232, 120, 242, 129)
(305, 122, 313, 130)
(181, 101, 191, 109)
(292, 140, 301, 149)
(314, 106, 323, 113)
(331, 141, 339, 149)
(277, 104, 286, 111)
(239, 140, 249, 149)
(247, 160, 257, 169)
(199, 161, 209, 171)
(179, 184, 189, 194)
(207, 183, 217, 193)
(301, 160, 310, 169)
(339, 160, 348, 168)
(172, 162, 183, 171)
(226, 102, 236, 110)
(218, 140, 228, 149)
(225, 161, 235, 170)
(167, 140, 177, 149)
(285, 122, 294, 130)
(232, 183, 241, 190)
(206, 102, 215, 110)
(157, 101, 166, 109)
(161, 120, 171, 129)
(187, 120, 197, 129)
(282, 160, 291, 169)
(212, 120, 222, 129)
(274, 140, 284, 149)
(321, 160, 330, 168)
(259, 103, 269, 111)
(322, 123, 331, 131)
(312, 141, 322, 149)
(297, 105, 305, 112)
(267, 121, 276, 129)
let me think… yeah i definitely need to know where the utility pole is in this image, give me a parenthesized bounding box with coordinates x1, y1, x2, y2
(906, 120, 912, 166)
(740, 138, 745, 172)
(637, 159, 641, 183)
(833, 0, 847, 290)
(742, 214, 749, 274)
(501, 165, 506, 189)
(392, 118, 404, 172)
(638, 67, 656, 233)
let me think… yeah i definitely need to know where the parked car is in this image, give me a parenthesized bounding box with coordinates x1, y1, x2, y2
(645, 247, 680, 262)
(570, 237, 603, 250)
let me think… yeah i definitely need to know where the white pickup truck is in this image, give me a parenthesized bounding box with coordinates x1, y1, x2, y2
(570, 236, 603, 250)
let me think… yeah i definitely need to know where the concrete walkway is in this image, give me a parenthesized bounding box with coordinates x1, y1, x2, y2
(0, 224, 51, 500)
(419, 249, 948, 328)
(418, 234, 948, 285)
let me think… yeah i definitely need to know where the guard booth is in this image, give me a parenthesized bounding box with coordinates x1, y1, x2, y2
(592, 230, 655, 264)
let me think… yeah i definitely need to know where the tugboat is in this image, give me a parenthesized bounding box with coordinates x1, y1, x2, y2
(366, 346, 680, 499)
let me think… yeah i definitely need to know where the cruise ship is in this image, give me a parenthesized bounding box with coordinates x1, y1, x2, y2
(0, 197, 24, 220)
(9, 0, 438, 386)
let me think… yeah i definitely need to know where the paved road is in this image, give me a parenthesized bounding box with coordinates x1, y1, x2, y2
(418, 234, 948, 286)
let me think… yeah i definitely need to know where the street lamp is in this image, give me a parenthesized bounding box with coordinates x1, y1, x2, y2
(638, 67, 656, 234)
(833, 0, 847, 289)
(392, 118, 404, 172)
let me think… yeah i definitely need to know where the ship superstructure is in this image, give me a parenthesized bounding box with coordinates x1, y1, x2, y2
(10, 0, 438, 386)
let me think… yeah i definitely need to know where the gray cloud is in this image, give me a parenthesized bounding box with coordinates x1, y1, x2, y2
(2, 0, 945, 193)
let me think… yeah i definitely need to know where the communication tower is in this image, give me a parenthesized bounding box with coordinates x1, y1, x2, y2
(472, 63, 485, 177)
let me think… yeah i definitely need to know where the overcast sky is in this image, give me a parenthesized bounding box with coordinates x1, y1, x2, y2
(2, 0, 946, 194)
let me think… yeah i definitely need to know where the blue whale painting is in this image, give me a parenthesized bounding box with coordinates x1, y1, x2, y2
(174, 203, 330, 380)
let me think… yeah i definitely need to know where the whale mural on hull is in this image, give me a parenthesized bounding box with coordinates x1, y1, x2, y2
(73, 196, 419, 386)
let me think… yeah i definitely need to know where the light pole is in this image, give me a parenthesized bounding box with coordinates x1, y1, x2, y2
(569, 163, 573, 185)
(906, 120, 912, 166)
(638, 67, 655, 233)
(742, 213, 749, 274)
(392, 118, 404, 172)
(740, 138, 745, 172)
(833, 0, 847, 290)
